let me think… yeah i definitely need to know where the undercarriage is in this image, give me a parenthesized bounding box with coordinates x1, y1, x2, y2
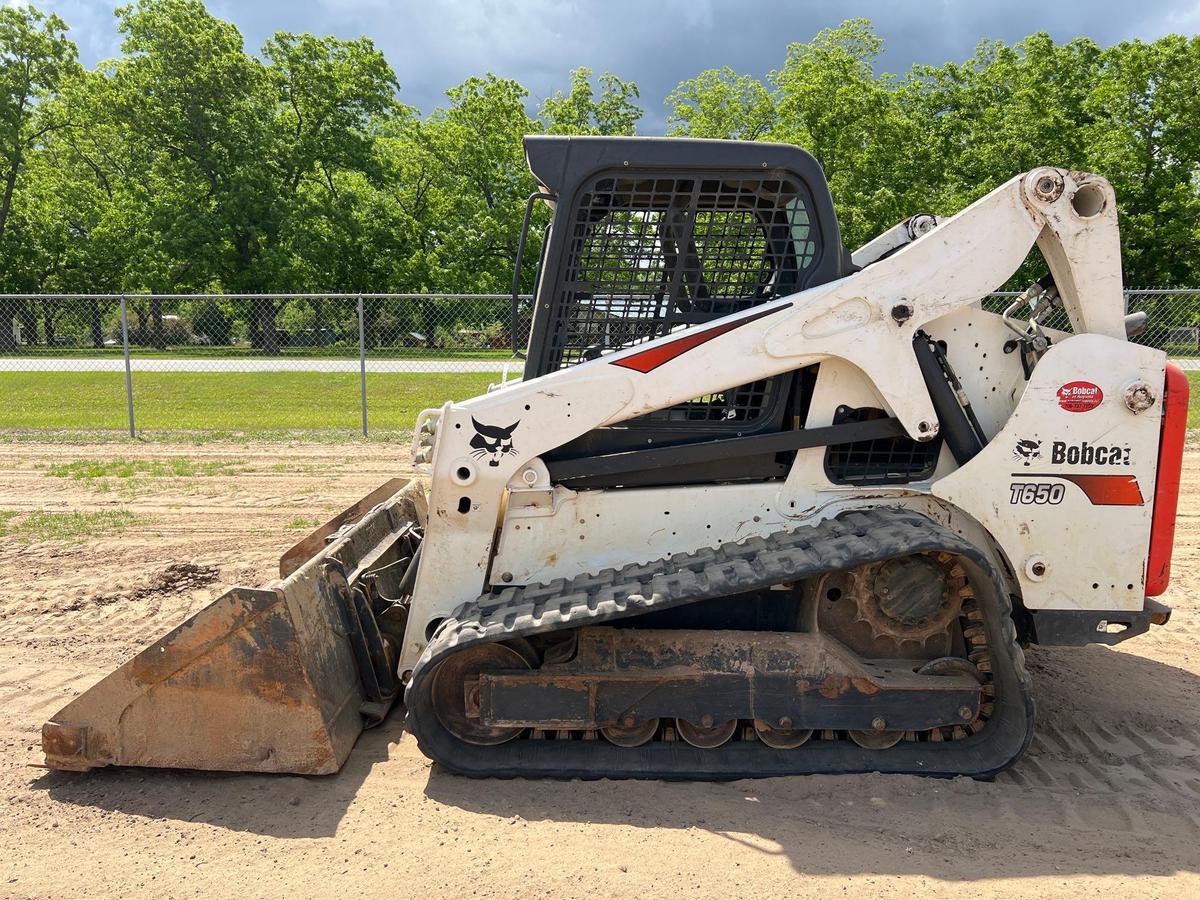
(407, 508, 1034, 778)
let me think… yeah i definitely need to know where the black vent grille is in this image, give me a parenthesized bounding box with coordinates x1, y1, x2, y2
(547, 172, 820, 424)
(824, 406, 942, 485)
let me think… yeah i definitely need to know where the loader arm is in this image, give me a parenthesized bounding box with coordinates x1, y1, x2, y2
(402, 167, 1126, 672)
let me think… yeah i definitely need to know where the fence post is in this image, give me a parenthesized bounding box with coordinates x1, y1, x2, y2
(120, 295, 135, 437)
(357, 294, 368, 437)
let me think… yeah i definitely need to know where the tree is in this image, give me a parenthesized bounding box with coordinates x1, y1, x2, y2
(415, 75, 541, 292)
(540, 67, 642, 136)
(1084, 35, 1200, 286)
(0, 4, 78, 349)
(193, 298, 232, 344)
(108, 0, 267, 346)
(663, 19, 1200, 291)
(257, 30, 399, 345)
(107, 0, 399, 351)
(666, 67, 775, 139)
(767, 19, 930, 247)
(901, 35, 1102, 213)
(666, 21, 931, 247)
(0, 0, 1196, 340)
(0, 4, 78, 246)
(10, 64, 151, 345)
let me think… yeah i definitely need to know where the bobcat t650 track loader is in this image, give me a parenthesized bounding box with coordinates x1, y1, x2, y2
(43, 137, 1188, 780)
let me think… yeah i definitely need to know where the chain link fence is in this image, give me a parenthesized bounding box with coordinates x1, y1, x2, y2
(1, 290, 1196, 436)
(0, 293, 532, 436)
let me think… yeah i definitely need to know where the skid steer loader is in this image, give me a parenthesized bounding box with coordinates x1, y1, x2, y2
(43, 136, 1188, 779)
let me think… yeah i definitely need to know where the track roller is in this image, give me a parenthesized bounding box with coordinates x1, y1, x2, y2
(600, 719, 660, 747)
(676, 717, 738, 749)
(847, 728, 905, 749)
(753, 719, 814, 749)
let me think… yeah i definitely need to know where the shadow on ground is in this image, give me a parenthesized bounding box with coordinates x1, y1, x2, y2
(31, 643, 1200, 881)
(30, 714, 411, 839)
(421, 643, 1200, 880)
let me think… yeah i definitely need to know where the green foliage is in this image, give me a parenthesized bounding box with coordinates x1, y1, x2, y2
(540, 67, 642, 135)
(414, 74, 541, 293)
(1084, 35, 1200, 286)
(41, 455, 246, 493)
(666, 20, 1200, 286)
(666, 67, 775, 140)
(0, 2, 81, 340)
(45, 457, 246, 481)
(768, 19, 923, 245)
(0, 1, 1197, 338)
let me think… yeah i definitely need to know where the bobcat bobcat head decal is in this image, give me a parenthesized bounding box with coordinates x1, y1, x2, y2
(1012, 438, 1042, 466)
(470, 417, 520, 466)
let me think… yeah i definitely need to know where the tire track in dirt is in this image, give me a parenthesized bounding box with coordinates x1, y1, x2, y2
(0, 662, 103, 721)
(1001, 718, 1200, 801)
(0, 568, 220, 653)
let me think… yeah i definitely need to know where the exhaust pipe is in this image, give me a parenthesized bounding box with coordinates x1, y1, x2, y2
(1124, 310, 1147, 339)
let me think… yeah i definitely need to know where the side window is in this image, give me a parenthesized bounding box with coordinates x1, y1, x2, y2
(545, 173, 822, 426)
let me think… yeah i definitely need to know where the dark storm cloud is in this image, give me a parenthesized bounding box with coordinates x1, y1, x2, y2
(31, 0, 1200, 129)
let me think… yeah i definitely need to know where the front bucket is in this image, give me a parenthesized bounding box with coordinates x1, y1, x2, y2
(42, 479, 427, 775)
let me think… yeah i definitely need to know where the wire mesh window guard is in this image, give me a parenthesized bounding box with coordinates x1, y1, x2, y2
(824, 406, 943, 485)
(545, 173, 821, 424)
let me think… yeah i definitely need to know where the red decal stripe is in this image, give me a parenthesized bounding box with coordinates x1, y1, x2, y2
(610, 304, 790, 374)
(1061, 473, 1144, 506)
(1025, 472, 1144, 506)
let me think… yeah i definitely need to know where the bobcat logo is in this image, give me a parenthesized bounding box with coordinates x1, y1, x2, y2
(1013, 438, 1042, 466)
(470, 417, 519, 466)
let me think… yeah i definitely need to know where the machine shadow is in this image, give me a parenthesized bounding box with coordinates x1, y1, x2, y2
(30, 712, 411, 839)
(30, 642, 1200, 865)
(422, 643, 1200, 881)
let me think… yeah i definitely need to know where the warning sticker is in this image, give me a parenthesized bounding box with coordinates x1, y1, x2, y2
(1056, 381, 1103, 412)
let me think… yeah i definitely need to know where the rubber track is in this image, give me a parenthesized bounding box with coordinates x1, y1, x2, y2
(405, 507, 1035, 779)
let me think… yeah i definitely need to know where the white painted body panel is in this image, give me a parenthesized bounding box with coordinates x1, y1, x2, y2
(933, 333, 1163, 612)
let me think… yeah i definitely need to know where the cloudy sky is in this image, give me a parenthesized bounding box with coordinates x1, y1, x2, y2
(26, 0, 1200, 128)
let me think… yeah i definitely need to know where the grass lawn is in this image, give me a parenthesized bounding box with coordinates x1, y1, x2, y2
(46, 457, 248, 480)
(1187, 371, 1200, 430)
(2, 370, 1196, 440)
(0, 371, 494, 436)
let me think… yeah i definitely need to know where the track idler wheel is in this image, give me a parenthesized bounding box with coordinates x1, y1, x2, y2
(601, 718, 660, 748)
(753, 719, 813, 749)
(676, 717, 738, 749)
(429, 643, 535, 746)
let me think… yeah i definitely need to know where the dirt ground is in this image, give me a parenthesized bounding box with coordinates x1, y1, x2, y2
(1, 440, 1198, 899)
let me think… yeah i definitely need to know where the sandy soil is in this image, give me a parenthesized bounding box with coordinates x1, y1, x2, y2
(1, 441, 1198, 899)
